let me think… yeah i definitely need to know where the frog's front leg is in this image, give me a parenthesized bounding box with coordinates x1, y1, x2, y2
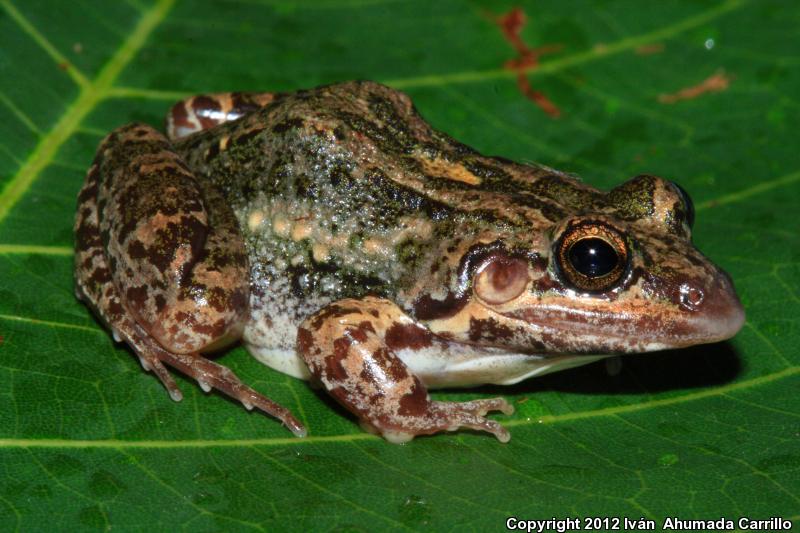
(75, 123, 305, 437)
(297, 297, 514, 443)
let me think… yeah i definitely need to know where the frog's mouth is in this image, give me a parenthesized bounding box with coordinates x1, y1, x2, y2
(504, 272, 746, 354)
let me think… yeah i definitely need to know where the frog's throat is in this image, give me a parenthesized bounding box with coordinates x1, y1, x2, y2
(243, 339, 611, 389)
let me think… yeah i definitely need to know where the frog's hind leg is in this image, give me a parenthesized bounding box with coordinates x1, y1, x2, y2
(133, 335, 306, 437)
(166, 92, 279, 140)
(297, 297, 514, 443)
(74, 123, 305, 437)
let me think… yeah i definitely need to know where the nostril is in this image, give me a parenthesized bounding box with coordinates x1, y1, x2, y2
(679, 283, 704, 311)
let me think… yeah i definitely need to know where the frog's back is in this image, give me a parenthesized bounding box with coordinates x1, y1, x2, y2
(176, 81, 597, 305)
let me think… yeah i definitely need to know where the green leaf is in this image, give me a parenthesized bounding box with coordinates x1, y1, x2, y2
(1, 0, 798, 530)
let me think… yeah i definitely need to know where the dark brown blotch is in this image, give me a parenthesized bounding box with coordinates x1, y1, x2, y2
(169, 100, 192, 130)
(346, 324, 370, 344)
(397, 380, 429, 417)
(296, 326, 314, 355)
(191, 317, 228, 338)
(468, 317, 514, 343)
(204, 142, 220, 162)
(205, 286, 230, 313)
(233, 126, 265, 146)
(126, 240, 147, 260)
(326, 337, 353, 382)
(192, 96, 223, 130)
(413, 292, 468, 321)
(385, 322, 433, 351)
(310, 304, 361, 330)
(125, 285, 149, 312)
(272, 117, 305, 134)
(75, 222, 101, 251)
(359, 347, 406, 384)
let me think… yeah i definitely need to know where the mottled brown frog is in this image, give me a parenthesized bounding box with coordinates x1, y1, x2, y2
(74, 81, 744, 443)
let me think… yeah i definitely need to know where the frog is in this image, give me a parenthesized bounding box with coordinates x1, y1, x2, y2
(74, 80, 745, 443)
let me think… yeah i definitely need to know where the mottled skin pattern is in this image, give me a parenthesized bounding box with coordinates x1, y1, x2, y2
(298, 297, 514, 442)
(75, 81, 744, 442)
(74, 123, 305, 436)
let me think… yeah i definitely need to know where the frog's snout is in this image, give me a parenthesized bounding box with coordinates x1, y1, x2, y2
(505, 266, 746, 354)
(677, 269, 745, 344)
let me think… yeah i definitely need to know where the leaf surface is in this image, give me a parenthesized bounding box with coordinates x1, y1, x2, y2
(1, 0, 798, 530)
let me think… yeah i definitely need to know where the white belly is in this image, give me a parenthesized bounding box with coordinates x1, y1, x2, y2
(246, 344, 311, 380)
(395, 344, 610, 388)
(244, 315, 609, 388)
(243, 309, 312, 379)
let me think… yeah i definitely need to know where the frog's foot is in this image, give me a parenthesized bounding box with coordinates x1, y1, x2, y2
(142, 339, 306, 437)
(438, 397, 515, 418)
(396, 398, 514, 444)
(134, 341, 181, 401)
(167, 91, 280, 140)
(109, 320, 306, 436)
(297, 297, 514, 443)
(74, 123, 305, 437)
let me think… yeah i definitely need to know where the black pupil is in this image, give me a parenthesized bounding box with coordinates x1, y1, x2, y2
(568, 238, 619, 278)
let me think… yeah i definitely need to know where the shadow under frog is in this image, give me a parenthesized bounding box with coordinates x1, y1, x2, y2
(474, 341, 742, 398)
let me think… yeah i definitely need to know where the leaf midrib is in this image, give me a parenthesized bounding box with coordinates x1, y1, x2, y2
(0, 365, 794, 449)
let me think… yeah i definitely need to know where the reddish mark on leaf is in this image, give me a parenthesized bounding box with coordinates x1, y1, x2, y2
(516, 397, 529, 404)
(658, 69, 732, 104)
(516, 77, 562, 118)
(635, 43, 665, 55)
(494, 7, 563, 117)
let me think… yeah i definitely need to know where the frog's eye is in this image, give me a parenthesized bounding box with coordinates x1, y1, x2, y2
(474, 255, 530, 304)
(556, 223, 629, 292)
(671, 182, 695, 228)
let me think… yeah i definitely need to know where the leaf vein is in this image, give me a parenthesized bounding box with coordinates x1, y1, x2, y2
(0, 313, 103, 334)
(250, 446, 414, 531)
(384, 0, 747, 90)
(518, 365, 799, 427)
(0, 0, 90, 88)
(0, 244, 73, 256)
(0, 91, 42, 136)
(0, 368, 795, 449)
(103, 0, 748, 106)
(696, 169, 800, 212)
(0, 0, 176, 224)
(118, 449, 266, 531)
